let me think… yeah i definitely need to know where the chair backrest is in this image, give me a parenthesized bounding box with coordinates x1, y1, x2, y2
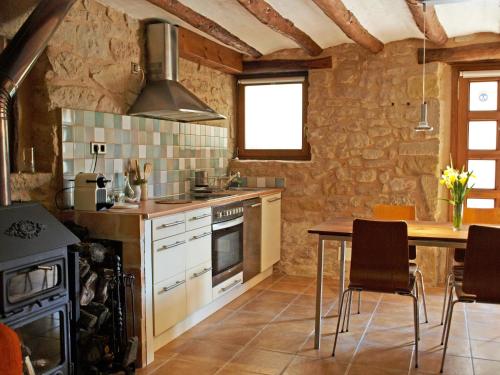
(373, 204, 416, 221)
(463, 207, 500, 224)
(350, 219, 410, 293)
(463, 225, 500, 303)
(456, 208, 500, 263)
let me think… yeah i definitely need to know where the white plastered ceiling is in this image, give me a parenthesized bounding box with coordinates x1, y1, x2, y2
(97, 0, 500, 56)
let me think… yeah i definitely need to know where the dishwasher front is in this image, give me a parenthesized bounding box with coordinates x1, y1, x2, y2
(243, 198, 262, 282)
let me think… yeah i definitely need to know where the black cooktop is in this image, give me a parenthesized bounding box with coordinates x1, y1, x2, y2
(169, 193, 234, 202)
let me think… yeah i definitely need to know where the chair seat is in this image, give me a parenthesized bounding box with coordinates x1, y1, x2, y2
(349, 273, 416, 295)
(454, 282, 477, 303)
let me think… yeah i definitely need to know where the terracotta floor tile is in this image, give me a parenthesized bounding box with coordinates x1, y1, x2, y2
(196, 324, 261, 346)
(255, 290, 299, 304)
(468, 321, 500, 341)
(224, 289, 262, 310)
(409, 352, 473, 375)
(223, 311, 275, 329)
(471, 339, 500, 361)
(240, 298, 289, 316)
(283, 356, 349, 375)
(268, 281, 310, 294)
(215, 368, 264, 375)
(224, 347, 294, 375)
(175, 339, 243, 367)
(249, 325, 310, 353)
(298, 334, 358, 363)
(268, 316, 316, 334)
(352, 341, 414, 371)
(473, 358, 500, 375)
(153, 358, 220, 375)
(347, 363, 407, 375)
(292, 293, 336, 308)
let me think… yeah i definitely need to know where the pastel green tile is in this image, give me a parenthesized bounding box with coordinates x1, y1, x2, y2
(114, 114, 122, 129)
(104, 113, 114, 128)
(160, 159, 167, 170)
(153, 119, 160, 132)
(123, 130, 131, 144)
(114, 144, 122, 158)
(146, 146, 154, 158)
(105, 144, 114, 159)
(75, 110, 84, 125)
(131, 116, 140, 130)
(83, 111, 95, 126)
(160, 133, 167, 144)
(139, 117, 145, 131)
(95, 112, 104, 128)
(173, 134, 179, 146)
(74, 143, 85, 158)
(153, 146, 161, 158)
(122, 144, 131, 157)
(147, 132, 154, 145)
(145, 118, 154, 132)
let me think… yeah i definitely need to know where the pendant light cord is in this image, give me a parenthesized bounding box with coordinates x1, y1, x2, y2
(422, 2, 426, 106)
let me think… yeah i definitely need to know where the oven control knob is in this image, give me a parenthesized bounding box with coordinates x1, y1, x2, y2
(216, 212, 222, 219)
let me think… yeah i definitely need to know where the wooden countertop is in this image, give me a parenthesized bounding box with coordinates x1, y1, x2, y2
(96, 188, 283, 219)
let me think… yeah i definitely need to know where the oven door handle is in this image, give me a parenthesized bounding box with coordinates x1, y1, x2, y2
(212, 216, 244, 231)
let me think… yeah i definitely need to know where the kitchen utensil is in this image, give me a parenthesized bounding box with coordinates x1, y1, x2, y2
(144, 163, 152, 180)
(135, 160, 141, 180)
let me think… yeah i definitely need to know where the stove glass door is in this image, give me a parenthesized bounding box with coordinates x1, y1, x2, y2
(212, 222, 243, 276)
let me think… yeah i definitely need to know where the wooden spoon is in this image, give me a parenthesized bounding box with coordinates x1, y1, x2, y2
(144, 163, 152, 181)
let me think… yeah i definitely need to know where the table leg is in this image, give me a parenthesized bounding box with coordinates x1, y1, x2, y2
(314, 237, 324, 349)
(338, 240, 346, 314)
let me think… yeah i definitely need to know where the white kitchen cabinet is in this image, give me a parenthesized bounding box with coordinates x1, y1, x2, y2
(185, 207, 212, 231)
(153, 272, 187, 336)
(153, 232, 186, 284)
(212, 271, 243, 300)
(261, 193, 281, 271)
(185, 226, 212, 269)
(186, 261, 212, 315)
(152, 212, 185, 241)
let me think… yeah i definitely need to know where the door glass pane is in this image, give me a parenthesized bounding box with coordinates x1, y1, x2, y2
(467, 159, 496, 189)
(469, 81, 498, 111)
(245, 83, 303, 149)
(467, 198, 495, 208)
(468, 121, 497, 150)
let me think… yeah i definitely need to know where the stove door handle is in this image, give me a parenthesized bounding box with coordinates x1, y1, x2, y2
(267, 197, 281, 203)
(220, 279, 242, 293)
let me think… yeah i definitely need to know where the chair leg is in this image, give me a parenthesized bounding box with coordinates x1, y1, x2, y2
(440, 272, 453, 325)
(441, 282, 455, 345)
(332, 289, 350, 357)
(412, 293, 419, 368)
(357, 290, 361, 314)
(416, 269, 429, 323)
(440, 300, 459, 373)
(346, 290, 353, 332)
(341, 290, 352, 332)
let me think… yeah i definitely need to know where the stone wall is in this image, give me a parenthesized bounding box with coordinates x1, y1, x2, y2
(3, 0, 235, 211)
(232, 40, 452, 286)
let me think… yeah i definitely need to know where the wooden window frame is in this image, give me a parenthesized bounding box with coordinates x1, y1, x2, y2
(236, 72, 311, 161)
(450, 61, 500, 208)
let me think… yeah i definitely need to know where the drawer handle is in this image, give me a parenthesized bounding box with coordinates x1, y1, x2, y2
(189, 213, 211, 221)
(158, 240, 186, 251)
(158, 280, 185, 294)
(189, 232, 211, 241)
(220, 279, 241, 293)
(191, 267, 212, 279)
(250, 203, 262, 208)
(267, 197, 281, 203)
(158, 220, 184, 229)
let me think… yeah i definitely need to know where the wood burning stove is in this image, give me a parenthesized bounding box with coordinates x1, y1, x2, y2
(0, 202, 79, 374)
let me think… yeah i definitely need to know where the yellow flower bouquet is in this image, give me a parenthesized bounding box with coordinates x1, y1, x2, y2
(439, 162, 475, 230)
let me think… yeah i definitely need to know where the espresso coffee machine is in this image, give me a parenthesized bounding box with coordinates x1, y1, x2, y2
(74, 173, 111, 211)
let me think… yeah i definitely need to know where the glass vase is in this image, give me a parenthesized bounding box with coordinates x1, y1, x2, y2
(452, 202, 464, 231)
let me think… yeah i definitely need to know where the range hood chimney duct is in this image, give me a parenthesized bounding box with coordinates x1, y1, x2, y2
(0, 0, 75, 206)
(128, 23, 226, 122)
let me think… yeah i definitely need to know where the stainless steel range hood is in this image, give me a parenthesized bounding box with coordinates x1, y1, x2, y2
(128, 23, 226, 122)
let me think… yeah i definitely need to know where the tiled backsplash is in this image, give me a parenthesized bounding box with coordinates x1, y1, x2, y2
(61, 108, 229, 197)
(240, 176, 285, 188)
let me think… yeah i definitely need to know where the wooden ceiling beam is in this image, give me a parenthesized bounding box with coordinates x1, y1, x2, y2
(242, 57, 332, 74)
(146, 0, 262, 58)
(312, 0, 383, 53)
(236, 0, 323, 56)
(405, 0, 448, 46)
(179, 27, 243, 74)
(419, 42, 500, 64)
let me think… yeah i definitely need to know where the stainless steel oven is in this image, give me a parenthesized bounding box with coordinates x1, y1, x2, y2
(212, 202, 244, 287)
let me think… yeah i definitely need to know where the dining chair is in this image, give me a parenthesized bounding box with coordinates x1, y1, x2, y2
(372, 204, 428, 323)
(441, 225, 500, 373)
(440, 207, 500, 326)
(332, 219, 420, 368)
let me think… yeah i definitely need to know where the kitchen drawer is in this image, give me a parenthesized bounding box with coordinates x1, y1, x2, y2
(153, 232, 186, 284)
(152, 213, 185, 241)
(186, 261, 212, 315)
(212, 271, 243, 300)
(186, 226, 212, 269)
(185, 208, 212, 232)
(153, 272, 187, 336)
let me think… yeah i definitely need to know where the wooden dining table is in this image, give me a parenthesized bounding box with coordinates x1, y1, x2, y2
(308, 218, 476, 350)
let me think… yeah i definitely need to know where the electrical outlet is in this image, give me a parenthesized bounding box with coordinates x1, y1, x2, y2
(90, 142, 107, 155)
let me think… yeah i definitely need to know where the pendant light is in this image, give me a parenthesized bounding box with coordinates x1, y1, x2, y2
(415, 1, 433, 132)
